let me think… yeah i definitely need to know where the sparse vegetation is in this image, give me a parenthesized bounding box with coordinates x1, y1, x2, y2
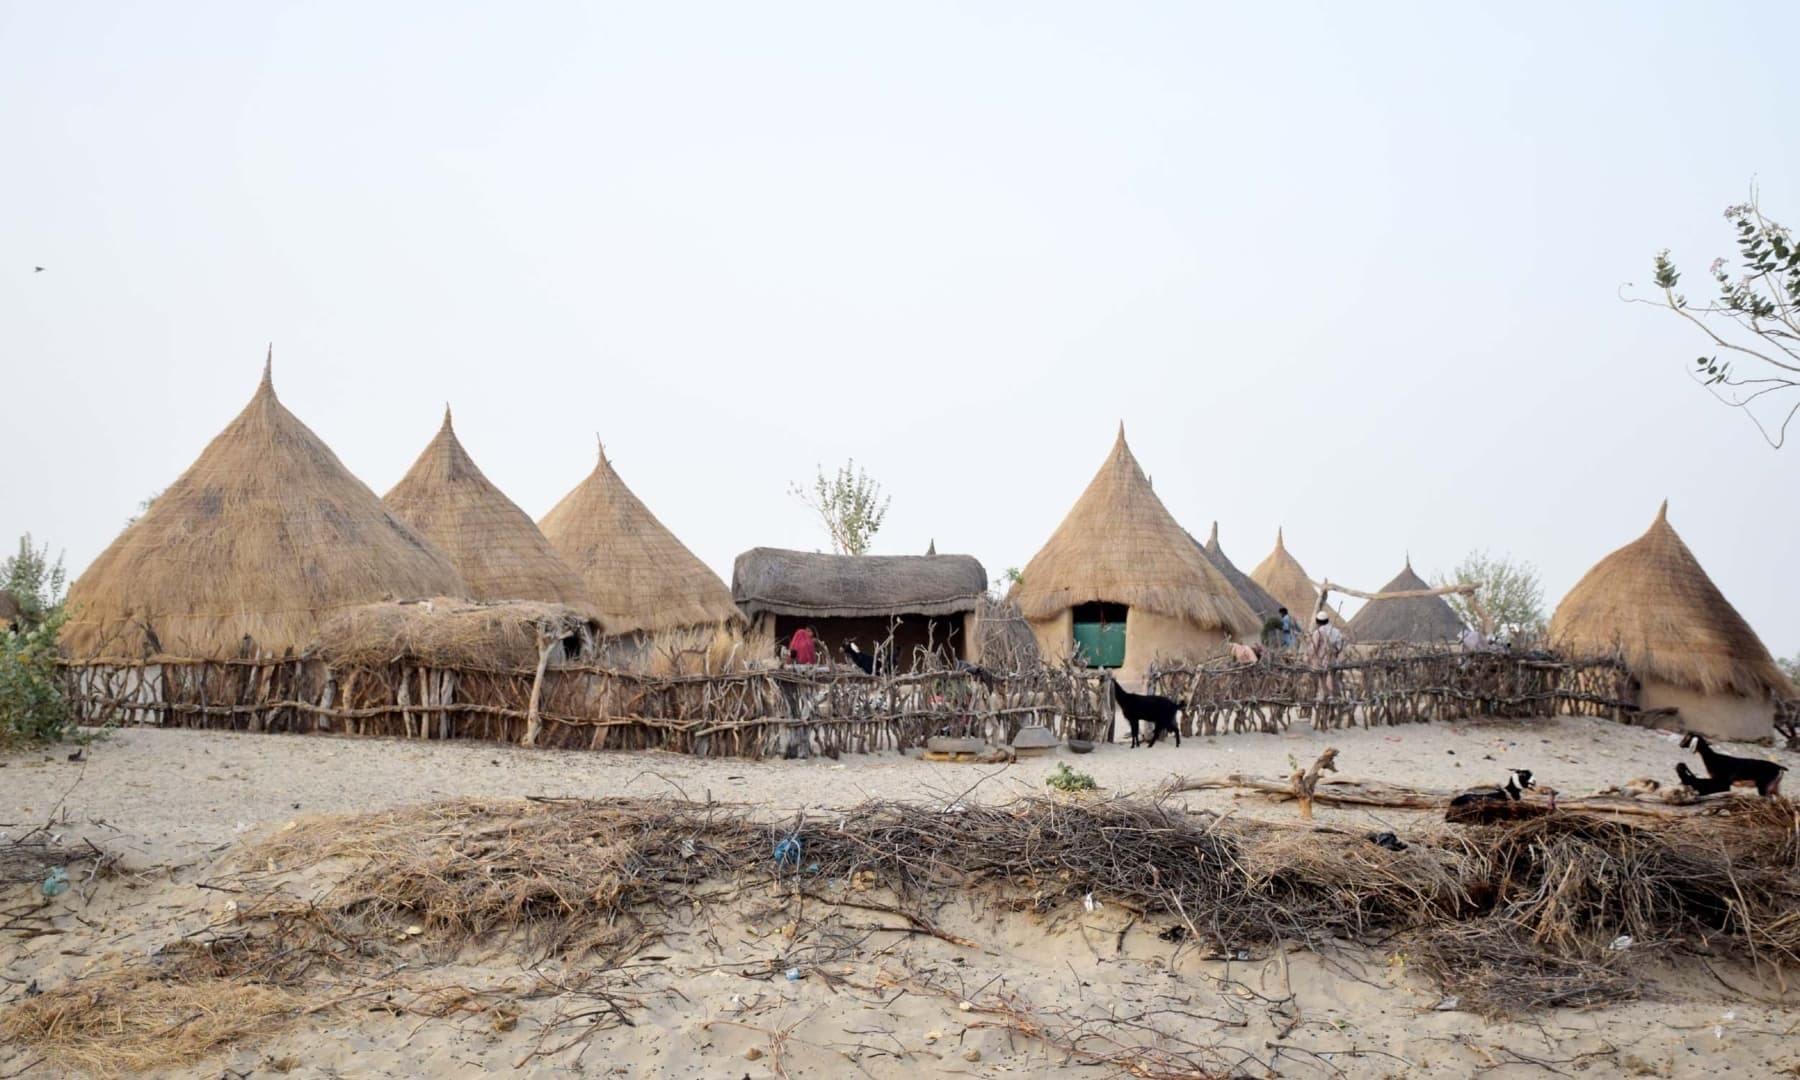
(789, 460, 890, 556)
(1045, 761, 1097, 792)
(1433, 551, 1545, 639)
(1, 534, 71, 745)
(1639, 190, 1800, 447)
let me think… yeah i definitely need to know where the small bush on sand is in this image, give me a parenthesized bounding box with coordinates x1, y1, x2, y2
(1, 534, 70, 745)
(1045, 762, 1098, 793)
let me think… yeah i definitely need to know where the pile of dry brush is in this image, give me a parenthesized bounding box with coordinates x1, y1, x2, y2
(5, 795, 1799, 1075)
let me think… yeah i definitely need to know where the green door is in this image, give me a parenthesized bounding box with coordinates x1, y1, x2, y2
(1071, 603, 1127, 668)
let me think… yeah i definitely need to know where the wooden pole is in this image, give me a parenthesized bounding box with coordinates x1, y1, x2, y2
(521, 630, 558, 748)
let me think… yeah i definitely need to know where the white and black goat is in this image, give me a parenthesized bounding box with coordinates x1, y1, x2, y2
(843, 640, 893, 677)
(1446, 768, 1553, 823)
(1111, 682, 1181, 748)
(1680, 732, 1786, 796)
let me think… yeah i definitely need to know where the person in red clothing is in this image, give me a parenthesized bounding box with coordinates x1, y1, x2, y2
(789, 626, 818, 665)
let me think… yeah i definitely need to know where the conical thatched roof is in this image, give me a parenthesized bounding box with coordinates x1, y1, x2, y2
(384, 408, 593, 614)
(1549, 502, 1790, 699)
(1014, 428, 1259, 639)
(1198, 522, 1282, 621)
(1250, 528, 1342, 625)
(62, 360, 468, 659)
(538, 444, 741, 635)
(1346, 562, 1465, 644)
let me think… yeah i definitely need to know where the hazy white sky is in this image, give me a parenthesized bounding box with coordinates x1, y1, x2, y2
(3, 2, 1796, 657)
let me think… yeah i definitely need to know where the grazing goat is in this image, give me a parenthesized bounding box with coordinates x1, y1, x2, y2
(1674, 762, 1734, 797)
(1680, 732, 1786, 796)
(1111, 682, 1181, 748)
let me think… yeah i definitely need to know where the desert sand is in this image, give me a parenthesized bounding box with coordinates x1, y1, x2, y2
(3, 716, 1798, 1079)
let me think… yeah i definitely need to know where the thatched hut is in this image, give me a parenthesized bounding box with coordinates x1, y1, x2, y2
(731, 547, 986, 670)
(384, 408, 593, 615)
(61, 361, 467, 660)
(1250, 529, 1344, 627)
(317, 598, 600, 670)
(538, 444, 740, 638)
(1549, 502, 1791, 740)
(1346, 561, 1465, 645)
(1198, 522, 1283, 632)
(1014, 427, 1259, 686)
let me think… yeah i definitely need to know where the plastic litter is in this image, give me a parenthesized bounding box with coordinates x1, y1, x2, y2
(41, 867, 69, 898)
(773, 835, 802, 866)
(1082, 892, 1099, 912)
(785, 968, 801, 982)
(1608, 935, 1632, 951)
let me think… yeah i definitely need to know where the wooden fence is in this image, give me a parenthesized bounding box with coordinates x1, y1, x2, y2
(1147, 650, 1640, 736)
(59, 658, 1115, 759)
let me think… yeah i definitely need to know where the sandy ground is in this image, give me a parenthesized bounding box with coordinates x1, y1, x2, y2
(7, 714, 1795, 869)
(4, 716, 1800, 1079)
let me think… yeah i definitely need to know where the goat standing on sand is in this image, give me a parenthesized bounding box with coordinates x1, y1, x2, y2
(1111, 681, 1181, 748)
(1680, 732, 1786, 796)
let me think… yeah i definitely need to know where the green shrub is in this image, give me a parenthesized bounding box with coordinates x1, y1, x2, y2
(1, 535, 70, 745)
(1, 611, 70, 744)
(1045, 762, 1098, 793)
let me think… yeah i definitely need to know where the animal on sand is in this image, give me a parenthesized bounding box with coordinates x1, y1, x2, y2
(1111, 681, 1181, 748)
(1445, 768, 1553, 823)
(1674, 761, 1734, 796)
(1680, 732, 1786, 796)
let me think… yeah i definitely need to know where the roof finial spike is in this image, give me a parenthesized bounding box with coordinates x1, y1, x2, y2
(441, 402, 454, 431)
(1276, 526, 1285, 549)
(595, 434, 609, 468)
(259, 344, 273, 392)
(1208, 521, 1219, 545)
(926, 538, 936, 556)
(1404, 549, 1411, 570)
(1657, 498, 1669, 523)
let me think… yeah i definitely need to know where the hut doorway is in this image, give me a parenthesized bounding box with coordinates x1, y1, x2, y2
(1071, 602, 1127, 668)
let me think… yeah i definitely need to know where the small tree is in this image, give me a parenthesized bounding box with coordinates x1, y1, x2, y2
(2, 534, 67, 634)
(1638, 190, 1800, 447)
(1432, 551, 1545, 639)
(1, 535, 70, 744)
(789, 460, 890, 556)
(1779, 652, 1799, 685)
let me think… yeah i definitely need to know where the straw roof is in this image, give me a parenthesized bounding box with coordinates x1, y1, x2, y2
(1250, 529, 1343, 625)
(317, 598, 598, 670)
(62, 360, 468, 659)
(1549, 502, 1791, 699)
(1197, 522, 1283, 622)
(1014, 428, 1260, 639)
(1346, 562, 1466, 644)
(384, 408, 593, 614)
(732, 547, 986, 621)
(538, 445, 741, 636)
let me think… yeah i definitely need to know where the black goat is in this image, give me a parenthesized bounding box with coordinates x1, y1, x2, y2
(1111, 682, 1181, 748)
(843, 641, 892, 676)
(1674, 761, 1734, 796)
(1680, 732, 1786, 796)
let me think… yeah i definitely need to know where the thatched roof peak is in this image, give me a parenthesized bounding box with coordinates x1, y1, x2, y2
(733, 547, 986, 621)
(1014, 431, 1259, 638)
(1549, 503, 1789, 699)
(63, 362, 468, 659)
(1197, 523, 1282, 622)
(1250, 528, 1341, 625)
(1346, 562, 1465, 644)
(539, 448, 741, 635)
(384, 414, 593, 614)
